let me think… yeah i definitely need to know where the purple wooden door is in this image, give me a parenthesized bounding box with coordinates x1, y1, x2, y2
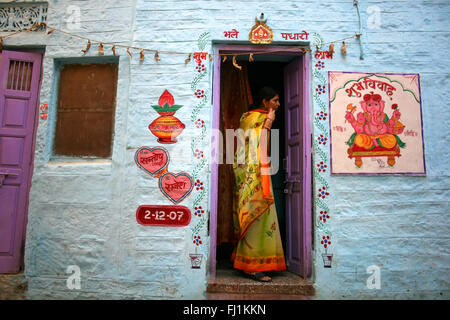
(283, 56, 311, 277)
(0, 50, 42, 273)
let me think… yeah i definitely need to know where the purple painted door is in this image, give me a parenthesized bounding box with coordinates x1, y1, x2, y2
(283, 56, 311, 277)
(0, 50, 42, 273)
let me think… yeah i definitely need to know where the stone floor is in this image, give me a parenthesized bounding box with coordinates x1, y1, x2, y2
(0, 272, 28, 300)
(206, 268, 315, 300)
(0, 269, 315, 300)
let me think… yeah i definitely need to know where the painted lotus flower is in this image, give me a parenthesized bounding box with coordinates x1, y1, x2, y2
(151, 89, 183, 115)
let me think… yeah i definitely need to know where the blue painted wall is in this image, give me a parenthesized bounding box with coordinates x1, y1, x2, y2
(3, 0, 447, 299)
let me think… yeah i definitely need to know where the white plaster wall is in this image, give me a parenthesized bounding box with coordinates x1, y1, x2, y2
(2, 0, 446, 299)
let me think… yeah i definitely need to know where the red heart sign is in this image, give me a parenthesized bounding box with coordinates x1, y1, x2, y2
(135, 146, 169, 178)
(159, 172, 194, 204)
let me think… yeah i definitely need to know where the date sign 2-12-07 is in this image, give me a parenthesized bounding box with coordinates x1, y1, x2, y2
(136, 205, 191, 227)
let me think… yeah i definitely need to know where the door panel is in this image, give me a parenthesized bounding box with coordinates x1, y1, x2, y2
(0, 186, 19, 253)
(0, 50, 42, 273)
(288, 145, 301, 174)
(284, 57, 305, 276)
(288, 107, 300, 138)
(4, 98, 29, 127)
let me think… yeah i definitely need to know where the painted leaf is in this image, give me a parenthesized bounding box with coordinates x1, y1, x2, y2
(151, 104, 183, 113)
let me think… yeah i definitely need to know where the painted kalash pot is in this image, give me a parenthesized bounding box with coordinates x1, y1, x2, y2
(345, 92, 406, 167)
(149, 90, 185, 144)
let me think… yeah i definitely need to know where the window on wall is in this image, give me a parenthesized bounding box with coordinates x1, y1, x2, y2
(53, 62, 118, 158)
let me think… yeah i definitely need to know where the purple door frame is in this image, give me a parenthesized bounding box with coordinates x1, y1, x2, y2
(0, 50, 44, 273)
(209, 45, 312, 280)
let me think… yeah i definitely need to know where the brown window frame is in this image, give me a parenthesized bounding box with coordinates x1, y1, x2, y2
(51, 57, 119, 159)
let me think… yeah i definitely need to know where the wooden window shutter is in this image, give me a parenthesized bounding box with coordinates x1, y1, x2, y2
(54, 63, 118, 158)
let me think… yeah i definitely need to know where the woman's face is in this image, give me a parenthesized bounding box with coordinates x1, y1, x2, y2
(263, 94, 280, 111)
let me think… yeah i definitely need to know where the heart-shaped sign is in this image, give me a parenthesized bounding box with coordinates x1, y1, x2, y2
(159, 172, 194, 204)
(135, 146, 170, 178)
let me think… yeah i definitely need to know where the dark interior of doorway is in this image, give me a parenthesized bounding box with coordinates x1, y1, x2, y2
(217, 60, 288, 270)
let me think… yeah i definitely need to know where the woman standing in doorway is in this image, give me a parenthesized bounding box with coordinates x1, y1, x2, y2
(231, 87, 286, 282)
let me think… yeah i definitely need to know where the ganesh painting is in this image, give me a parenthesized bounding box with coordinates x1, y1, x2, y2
(328, 72, 426, 175)
(345, 92, 406, 167)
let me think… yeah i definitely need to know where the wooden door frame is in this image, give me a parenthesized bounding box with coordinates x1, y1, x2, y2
(209, 44, 312, 280)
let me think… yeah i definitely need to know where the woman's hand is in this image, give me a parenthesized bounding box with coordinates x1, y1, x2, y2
(267, 108, 276, 122)
(264, 108, 276, 129)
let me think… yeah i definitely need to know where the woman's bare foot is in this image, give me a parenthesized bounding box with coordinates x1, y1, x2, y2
(243, 271, 272, 282)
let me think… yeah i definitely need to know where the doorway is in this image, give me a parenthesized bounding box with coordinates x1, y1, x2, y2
(210, 45, 312, 280)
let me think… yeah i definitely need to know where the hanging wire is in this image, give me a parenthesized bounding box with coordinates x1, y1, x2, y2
(353, 0, 365, 60)
(0, 22, 361, 59)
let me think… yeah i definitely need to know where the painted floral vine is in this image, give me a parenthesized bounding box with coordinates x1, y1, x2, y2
(312, 32, 333, 268)
(189, 32, 211, 266)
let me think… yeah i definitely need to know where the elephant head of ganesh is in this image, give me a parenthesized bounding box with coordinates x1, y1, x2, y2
(360, 92, 389, 136)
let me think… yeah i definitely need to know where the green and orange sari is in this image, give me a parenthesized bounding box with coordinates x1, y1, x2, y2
(231, 109, 286, 272)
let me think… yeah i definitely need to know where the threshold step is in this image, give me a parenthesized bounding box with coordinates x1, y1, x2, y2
(205, 292, 313, 300)
(207, 269, 315, 297)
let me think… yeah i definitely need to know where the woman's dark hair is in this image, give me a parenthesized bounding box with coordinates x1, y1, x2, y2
(250, 86, 278, 109)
